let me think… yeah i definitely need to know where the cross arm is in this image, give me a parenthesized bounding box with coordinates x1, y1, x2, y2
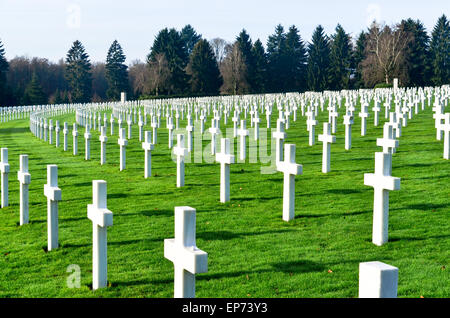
(164, 239, 208, 274)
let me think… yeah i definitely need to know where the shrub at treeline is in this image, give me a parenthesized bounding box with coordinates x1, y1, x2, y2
(0, 16, 449, 107)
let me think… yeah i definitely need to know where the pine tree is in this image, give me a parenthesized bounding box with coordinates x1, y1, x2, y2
(251, 39, 268, 93)
(307, 25, 331, 91)
(353, 31, 367, 89)
(180, 25, 202, 55)
(105, 40, 129, 100)
(186, 39, 222, 96)
(401, 19, 431, 87)
(329, 24, 352, 90)
(65, 40, 92, 103)
(266, 24, 287, 92)
(430, 15, 450, 86)
(148, 28, 189, 95)
(236, 29, 256, 93)
(285, 25, 308, 92)
(23, 72, 47, 105)
(0, 39, 9, 105)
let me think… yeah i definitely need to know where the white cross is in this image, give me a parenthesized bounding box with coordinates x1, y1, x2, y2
(364, 152, 400, 246)
(186, 115, 194, 153)
(104, 113, 108, 131)
(237, 120, 249, 161)
(272, 119, 286, 164)
(142, 131, 154, 178)
(17, 154, 31, 225)
(433, 111, 445, 141)
(199, 113, 206, 134)
(377, 123, 398, 155)
(252, 113, 261, 141)
(151, 116, 158, 144)
(49, 119, 53, 144)
(87, 180, 113, 290)
(164, 206, 208, 298)
(318, 122, 336, 173)
(277, 144, 303, 221)
(329, 108, 339, 134)
(84, 125, 91, 160)
(359, 105, 369, 136)
(265, 108, 272, 129)
(55, 120, 60, 147)
(44, 165, 62, 251)
(306, 111, 317, 146)
(442, 113, 450, 160)
(127, 114, 132, 139)
(208, 118, 220, 155)
(372, 101, 381, 126)
(110, 114, 115, 136)
(72, 123, 78, 155)
(44, 119, 48, 142)
(138, 114, 144, 142)
(389, 112, 401, 138)
(99, 126, 108, 165)
(231, 112, 239, 138)
(63, 122, 68, 151)
(118, 128, 128, 171)
(118, 114, 123, 131)
(167, 117, 174, 149)
(343, 111, 354, 150)
(0, 148, 10, 208)
(215, 138, 235, 203)
(174, 134, 188, 187)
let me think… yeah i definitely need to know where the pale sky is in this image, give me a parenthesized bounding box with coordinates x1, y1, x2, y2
(0, 0, 448, 64)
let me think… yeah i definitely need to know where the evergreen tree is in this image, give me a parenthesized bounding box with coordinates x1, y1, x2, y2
(307, 25, 331, 91)
(186, 39, 222, 96)
(266, 24, 287, 92)
(236, 29, 256, 92)
(148, 28, 189, 95)
(353, 31, 367, 89)
(23, 72, 47, 105)
(65, 40, 92, 103)
(430, 15, 450, 86)
(329, 24, 352, 90)
(251, 39, 268, 93)
(0, 39, 8, 105)
(180, 25, 202, 55)
(401, 19, 431, 87)
(105, 40, 129, 100)
(285, 25, 308, 92)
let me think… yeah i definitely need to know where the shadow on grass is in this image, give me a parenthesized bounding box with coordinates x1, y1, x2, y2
(271, 260, 325, 273)
(405, 203, 448, 211)
(111, 279, 172, 288)
(199, 259, 324, 281)
(295, 209, 371, 219)
(198, 228, 295, 241)
(389, 234, 450, 243)
(326, 189, 363, 195)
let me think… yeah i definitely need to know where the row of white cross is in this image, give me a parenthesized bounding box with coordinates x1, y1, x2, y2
(1, 153, 399, 298)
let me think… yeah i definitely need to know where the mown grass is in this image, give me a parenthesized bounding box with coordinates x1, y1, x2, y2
(0, 99, 448, 298)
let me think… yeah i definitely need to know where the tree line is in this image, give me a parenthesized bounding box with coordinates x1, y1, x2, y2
(0, 15, 449, 107)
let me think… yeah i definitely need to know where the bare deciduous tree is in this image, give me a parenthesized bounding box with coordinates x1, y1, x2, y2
(219, 42, 249, 95)
(128, 59, 150, 98)
(362, 22, 412, 86)
(147, 53, 171, 96)
(210, 38, 229, 64)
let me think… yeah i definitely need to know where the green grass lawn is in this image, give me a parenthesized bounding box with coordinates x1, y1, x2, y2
(0, 99, 448, 298)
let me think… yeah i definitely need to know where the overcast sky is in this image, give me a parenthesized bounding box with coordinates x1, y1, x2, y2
(0, 0, 448, 64)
